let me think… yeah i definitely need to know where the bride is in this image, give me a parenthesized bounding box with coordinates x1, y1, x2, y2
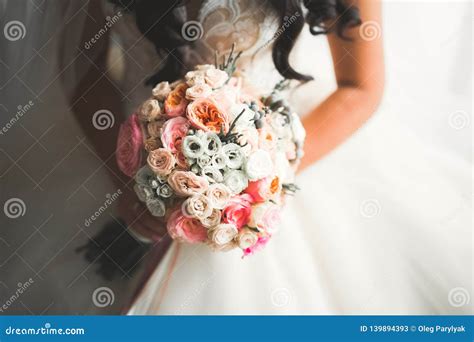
(107, 0, 386, 314)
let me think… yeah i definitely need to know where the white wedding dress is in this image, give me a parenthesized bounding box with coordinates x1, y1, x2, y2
(102, 0, 472, 315)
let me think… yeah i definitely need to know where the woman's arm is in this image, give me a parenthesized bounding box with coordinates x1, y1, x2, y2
(299, 0, 384, 170)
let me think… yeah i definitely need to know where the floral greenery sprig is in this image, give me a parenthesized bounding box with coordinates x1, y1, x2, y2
(219, 108, 247, 145)
(282, 183, 300, 195)
(215, 43, 243, 78)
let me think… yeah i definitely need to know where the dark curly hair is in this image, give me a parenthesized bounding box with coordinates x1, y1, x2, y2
(109, 0, 361, 85)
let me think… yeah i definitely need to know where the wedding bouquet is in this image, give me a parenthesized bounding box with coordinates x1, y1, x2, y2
(116, 49, 305, 256)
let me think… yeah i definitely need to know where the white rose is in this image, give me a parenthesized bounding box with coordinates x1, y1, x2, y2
(230, 104, 255, 128)
(200, 209, 222, 228)
(185, 70, 206, 86)
(224, 170, 248, 194)
(196, 64, 215, 71)
(182, 194, 213, 220)
(236, 228, 258, 249)
(274, 151, 294, 184)
(185, 83, 212, 100)
(245, 149, 273, 181)
(208, 223, 238, 245)
(152, 81, 172, 101)
(205, 68, 228, 88)
(206, 183, 232, 209)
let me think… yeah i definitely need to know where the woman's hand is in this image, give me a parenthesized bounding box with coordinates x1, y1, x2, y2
(117, 186, 168, 242)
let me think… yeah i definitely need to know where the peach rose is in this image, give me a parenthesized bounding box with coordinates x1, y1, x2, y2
(144, 137, 161, 152)
(167, 208, 207, 243)
(186, 98, 229, 133)
(168, 171, 209, 197)
(222, 194, 253, 229)
(147, 148, 176, 176)
(204, 67, 228, 88)
(116, 114, 143, 177)
(139, 99, 162, 122)
(152, 81, 172, 101)
(185, 83, 212, 101)
(245, 175, 281, 202)
(248, 202, 281, 235)
(164, 83, 189, 117)
(161, 116, 190, 152)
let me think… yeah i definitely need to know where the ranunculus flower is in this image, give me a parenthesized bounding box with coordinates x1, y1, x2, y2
(167, 208, 207, 243)
(222, 194, 253, 229)
(186, 98, 229, 133)
(245, 149, 273, 181)
(248, 202, 281, 235)
(245, 175, 281, 202)
(185, 83, 212, 100)
(208, 223, 238, 245)
(147, 148, 176, 176)
(161, 116, 190, 152)
(152, 81, 172, 101)
(116, 114, 143, 177)
(139, 99, 162, 122)
(168, 171, 209, 197)
(236, 228, 258, 249)
(206, 183, 231, 209)
(204, 67, 229, 88)
(182, 194, 213, 220)
(164, 83, 189, 117)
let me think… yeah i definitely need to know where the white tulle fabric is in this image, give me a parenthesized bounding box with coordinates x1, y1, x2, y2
(112, 1, 471, 314)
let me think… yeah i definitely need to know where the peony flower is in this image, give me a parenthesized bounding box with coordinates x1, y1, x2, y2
(168, 170, 209, 197)
(147, 148, 176, 176)
(245, 175, 281, 202)
(186, 98, 229, 133)
(116, 114, 143, 177)
(200, 209, 222, 228)
(152, 81, 172, 101)
(182, 194, 213, 220)
(222, 194, 253, 229)
(164, 83, 189, 117)
(204, 67, 229, 88)
(206, 183, 231, 209)
(208, 223, 238, 245)
(167, 208, 208, 243)
(222, 143, 245, 169)
(224, 169, 248, 194)
(161, 116, 190, 152)
(248, 202, 281, 235)
(236, 228, 258, 249)
(146, 198, 166, 217)
(185, 83, 212, 100)
(139, 99, 162, 122)
(245, 149, 273, 181)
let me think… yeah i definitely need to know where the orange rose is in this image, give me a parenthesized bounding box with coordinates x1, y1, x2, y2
(186, 98, 229, 133)
(164, 83, 189, 117)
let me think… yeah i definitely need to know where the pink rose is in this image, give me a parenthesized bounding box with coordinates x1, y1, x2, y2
(186, 98, 230, 133)
(167, 208, 207, 243)
(161, 116, 190, 152)
(168, 171, 209, 197)
(116, 114, 143, 177)
(245, 176, 281, 202)
(222, 194, 253, 229)
(164, 83, 189, 117)
(147, 148, 176, 176)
